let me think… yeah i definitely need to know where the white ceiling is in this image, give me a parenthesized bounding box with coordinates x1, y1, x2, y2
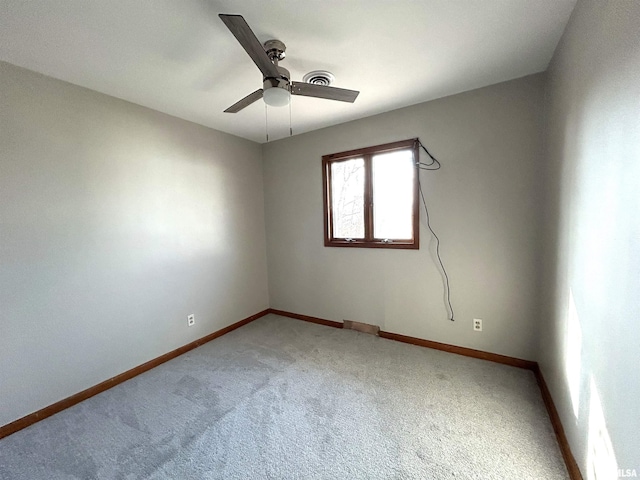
(1, 0, 576, 143)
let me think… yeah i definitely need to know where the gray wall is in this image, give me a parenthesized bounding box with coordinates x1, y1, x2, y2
(0, 62, 269, 426)
(540, 0, 640, 475)
(263, 74, 545, 361)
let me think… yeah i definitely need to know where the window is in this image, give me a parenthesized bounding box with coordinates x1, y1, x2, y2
(322, 139, 419, 249)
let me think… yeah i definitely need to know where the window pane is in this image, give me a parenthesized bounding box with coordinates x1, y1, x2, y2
(331, 158, 365, 238)
(373, 150, 414, 239)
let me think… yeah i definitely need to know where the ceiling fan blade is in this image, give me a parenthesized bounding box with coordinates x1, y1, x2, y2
(291, 82, 360, 103)
(219, 14, 280, 79)
(224, 89, 264, 113)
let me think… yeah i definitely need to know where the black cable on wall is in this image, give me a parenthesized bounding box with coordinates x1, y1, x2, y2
(415, 139, 455, 321)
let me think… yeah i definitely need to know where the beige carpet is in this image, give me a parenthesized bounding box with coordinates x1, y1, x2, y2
(0, 314, 568, 479)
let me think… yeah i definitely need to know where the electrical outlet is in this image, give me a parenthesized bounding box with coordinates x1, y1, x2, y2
(473, 318, 483, 331)
(187, 314, 195, 327)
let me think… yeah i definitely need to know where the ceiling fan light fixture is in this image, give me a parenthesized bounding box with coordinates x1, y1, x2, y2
(263, 86, 291, 107)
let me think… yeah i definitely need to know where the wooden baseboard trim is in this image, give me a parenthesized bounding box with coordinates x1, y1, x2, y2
(0, 309, 270, 440)
(378, 330, 537, 370)
(267, 309, 536, 370)
(268, 308, 343, 329)
(533, 365, 583, 480)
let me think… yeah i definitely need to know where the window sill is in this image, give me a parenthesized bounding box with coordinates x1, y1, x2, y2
(324, 240, 419, 250)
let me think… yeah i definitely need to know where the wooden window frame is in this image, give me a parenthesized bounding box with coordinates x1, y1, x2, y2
(322, 138, 419, 249)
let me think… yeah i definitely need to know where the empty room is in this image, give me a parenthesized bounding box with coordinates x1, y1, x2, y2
(1, 0, 638, 479)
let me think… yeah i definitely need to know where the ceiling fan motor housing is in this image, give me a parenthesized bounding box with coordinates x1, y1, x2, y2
(263, 66, 290, 89)
(264, 39, 286, 62)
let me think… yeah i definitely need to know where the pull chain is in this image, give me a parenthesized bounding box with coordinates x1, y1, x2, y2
(289, 95, 293, 137)
(265, 103, 269, 142)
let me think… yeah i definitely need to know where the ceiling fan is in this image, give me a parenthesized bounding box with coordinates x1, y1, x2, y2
(219, 14, 360, 113)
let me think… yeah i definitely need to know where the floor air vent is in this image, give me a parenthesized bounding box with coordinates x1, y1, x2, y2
(343, 320, 380, 336)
